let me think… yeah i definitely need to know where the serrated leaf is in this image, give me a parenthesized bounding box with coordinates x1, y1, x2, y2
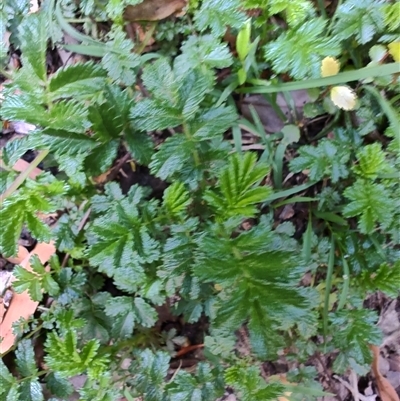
(150, 135, 195, 181)
(18, 380, 44, 401)
(0, 360, 16, 396)
(162, 182, 191, 216)
(289, 139, 350, 183)
(0, 176, 65, 256)
(18, 13, 49, 81)
(343, 179, 394, 234)
(13, 265, 42, 302)
(101, 29, 140, 85)
(353, 143, 393, 179)
(330, 309, 381, 373)
(131, 350, 170, 401)
(45, 372, 74, 398)
(190, 106, 237, 140)
(333, 0, 385, 45)
(88, 85, 132, 141)
(133, 297, 157, 327)
(194, 0, 247, 37)
(0, 93, 47, 126)
(175, 34, 233, 75)
(49, 62, 107, 99)
(264, 18, 341, 79)
(15, 340, 37, 377)
(204, 152, 271, 219)
(124, 125, 154, 165)
(359, 261, 400, 298)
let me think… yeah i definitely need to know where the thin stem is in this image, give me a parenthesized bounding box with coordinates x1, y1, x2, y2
(1, 149, 49, 203)
(311, 111, 341, 141)
(136, 22, 158, 54)
(323, 235, 335, 346)
(0, 68, 12, 80)
(317, 0, 327, 19)
(182, 122, 200, 166)
(328, 0, 343, 33)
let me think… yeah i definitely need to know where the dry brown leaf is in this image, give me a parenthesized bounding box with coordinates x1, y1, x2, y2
(124, 0, 187, 21)
(5, 245, 29, 265)
(12, 158, 43, 179)
(370, 344, 400, 401)
(0, 242, 56, 354)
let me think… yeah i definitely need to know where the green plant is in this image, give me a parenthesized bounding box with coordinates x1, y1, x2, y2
(1, 0, 399, 399)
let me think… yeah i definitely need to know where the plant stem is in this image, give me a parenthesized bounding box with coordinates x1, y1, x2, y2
(317, 0, 327, 18)
(323, 235, 335, 344)
(182, 122, 200, 167)
(1, 149, 49, 203)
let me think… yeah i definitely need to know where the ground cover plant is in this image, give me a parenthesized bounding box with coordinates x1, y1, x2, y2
(0, 0, 399, 400)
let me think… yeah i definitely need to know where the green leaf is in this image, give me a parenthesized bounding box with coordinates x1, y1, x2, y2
(167, 363, 224, 401)
(45, 331, 108, 379)
(131, 61, 212, 131)
(124, 126, 154, 165)
(13, 265, 42, 302)
(353, 143, 393, 179)
(18, 380, 44, 401)
(358, 260, 400, 298)
(162, 182, 191, 216)
(190, 106, 237, 140)
(175, 34, 233, 75)
(130, 350, 170, 401)
(101, 28, 140, 85)
(0, 176, 66, 257)
(225, 365, 284, 401)
(334, 0, 386, 44)
(149, 135, 195, 181)
(48, 62, 107, 99)
(88, 85, 132, 141)
(289, 139, 350, 183)
(268, 0, 314, 27)
(15, 340, 38, 377)
(343, 179, 394, 234)
(264, 18, 341, 79)
(87, 186, 159, 291)
(0, 360, 16, 396)
(45, 372, 74, 398)
(18, 12, 49, 81)
(204, 152, 272, 219)
(194, 0, 247, 37)
(330, 309, 381, 374)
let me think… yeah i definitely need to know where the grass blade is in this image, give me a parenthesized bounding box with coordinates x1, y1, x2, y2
(241, 63, 400, 93)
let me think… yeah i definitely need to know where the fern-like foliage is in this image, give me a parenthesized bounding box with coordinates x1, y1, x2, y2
(194, 216, 314, 359)
(101, 27, 140, 86)
(264, 18, 341, 79)
(204, 152, 272, 219)
(289, 139, 350, 183)
(343, 179, 394, 234)
(357, 260, 400, 299)
(45, 330, 109, 379)
(194, 0, 247, 37)
(352, 143, 393, 179)
(225, 364, 285, 401)
(330, 309, 381, 374)
(86, 184, 160, 294)
(0, 174, 67, 256)
(243, 0, 315, 27)
(333, 0, 386, 45)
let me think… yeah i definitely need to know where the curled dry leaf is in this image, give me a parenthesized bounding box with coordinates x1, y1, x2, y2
(124, 0, 187, 21)
(5, 245, 29, 265)
(370, 344, 400, 401)
(0, 242, 56, 354)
